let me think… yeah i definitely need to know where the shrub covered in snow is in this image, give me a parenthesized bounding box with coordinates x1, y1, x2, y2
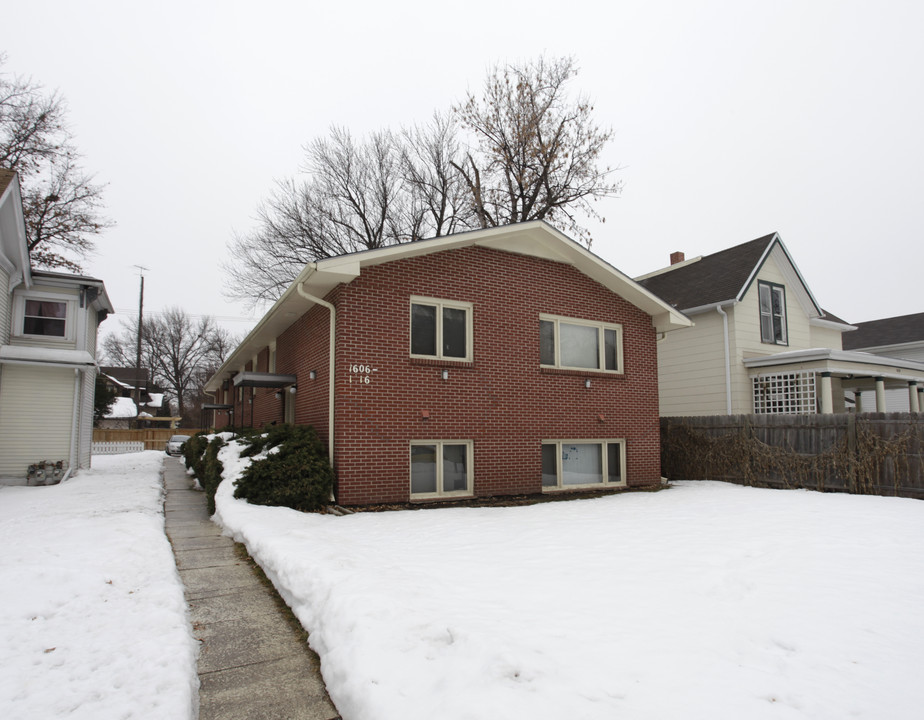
(233, 424, 332, 512)
(183, 433, 227, 513)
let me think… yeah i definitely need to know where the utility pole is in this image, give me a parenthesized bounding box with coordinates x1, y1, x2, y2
(133, 266, 148, 412)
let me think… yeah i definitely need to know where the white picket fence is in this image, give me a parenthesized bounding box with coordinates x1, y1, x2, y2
(92, 441, 146, 455)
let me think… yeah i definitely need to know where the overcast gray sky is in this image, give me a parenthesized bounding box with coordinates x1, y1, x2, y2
(3, 0, 922, 343)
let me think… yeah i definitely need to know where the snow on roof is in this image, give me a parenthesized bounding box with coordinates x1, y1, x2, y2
(0, 345, 96, 368)
(144, 393, 164, 408)
(106, 397, 138, 419)
(137, 411, 154, 418)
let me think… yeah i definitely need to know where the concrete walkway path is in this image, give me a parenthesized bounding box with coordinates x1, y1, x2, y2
(162, 457, 340, 720)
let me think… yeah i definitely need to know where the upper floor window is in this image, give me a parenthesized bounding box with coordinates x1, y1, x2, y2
(540, 315, 622, 373)
(13, 291, 75, 341)
(24, 300, 67, 337)
(758, 282, 787, 345)
(410, 297, 472, 361)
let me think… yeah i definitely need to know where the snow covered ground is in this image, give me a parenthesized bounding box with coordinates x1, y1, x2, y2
(0, 452, 198, 720)
(214, 439, 924, 720)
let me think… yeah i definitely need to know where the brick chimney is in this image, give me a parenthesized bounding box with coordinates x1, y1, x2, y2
(670, 251, 685, 265)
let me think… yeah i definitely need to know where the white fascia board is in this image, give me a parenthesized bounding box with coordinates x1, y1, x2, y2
(738, 235, 822, 317)
(743, 348, 924, 375)
(681, 300, 738, 316)
(810, 317, 857, 331)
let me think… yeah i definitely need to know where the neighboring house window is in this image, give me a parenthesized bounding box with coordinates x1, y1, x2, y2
(542, 440, 626, 489)
(752, 371, 816, 414)
(23, 299, 67, 337)
(758, 282, 787, 345)
(13, 292, 75, 341)
(410, 441, 472, 498)
(539, 315, 622, 372)
(410, 297, 472, 361)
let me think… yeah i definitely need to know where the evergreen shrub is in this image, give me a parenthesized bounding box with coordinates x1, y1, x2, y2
(233, 424, 332, 512)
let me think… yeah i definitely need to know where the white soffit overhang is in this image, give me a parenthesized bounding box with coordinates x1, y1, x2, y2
(206, 222, 692, 390)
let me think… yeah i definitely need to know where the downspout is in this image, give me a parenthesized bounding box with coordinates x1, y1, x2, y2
(716, 305, 732, 414)
(63, 368, 81, 482)
(296, 275, 336, 465)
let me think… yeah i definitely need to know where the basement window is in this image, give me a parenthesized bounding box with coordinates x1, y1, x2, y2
(410, 441, 473, 498)
(542, 440, 626, 490)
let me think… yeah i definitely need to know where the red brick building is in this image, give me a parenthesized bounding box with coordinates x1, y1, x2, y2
(205, 222, 690, 505)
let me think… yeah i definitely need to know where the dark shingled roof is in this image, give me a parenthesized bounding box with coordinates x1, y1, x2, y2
(842, 312, 924, 350)
(637, 233, 777, 310)
(0, 169, 15, 196)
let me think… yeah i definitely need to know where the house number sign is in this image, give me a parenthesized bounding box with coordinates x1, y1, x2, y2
(348, 363, 378, 385)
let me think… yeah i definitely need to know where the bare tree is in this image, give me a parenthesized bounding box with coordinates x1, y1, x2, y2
(224, 55, 619, 304)
(453, 56, 621, 244)
(0, 56, 111, 271)
(102, 308, 233, 422)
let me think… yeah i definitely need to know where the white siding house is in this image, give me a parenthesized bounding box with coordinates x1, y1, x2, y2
(0, 169, 113, 484)
(637, 233, 924, 416)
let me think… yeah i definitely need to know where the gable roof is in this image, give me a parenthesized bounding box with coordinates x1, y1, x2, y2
(0, 169, 32, 288)
(842, 312, 924, 350)
(635, 232, 823, 318)
(206, 221, 693, 391)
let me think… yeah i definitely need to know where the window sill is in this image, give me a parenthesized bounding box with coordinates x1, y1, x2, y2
(410, 357, 474, 368)
(542, 482, 626, 493)
(539, 366, 623, 377)
(410, 492, 474, 503)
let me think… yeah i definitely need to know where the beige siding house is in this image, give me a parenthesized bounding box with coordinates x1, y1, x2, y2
(0, 170, 113, 484)
(637, 233, 924, 416)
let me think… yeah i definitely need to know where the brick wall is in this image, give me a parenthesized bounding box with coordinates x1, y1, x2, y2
(322, 245, 662, 505)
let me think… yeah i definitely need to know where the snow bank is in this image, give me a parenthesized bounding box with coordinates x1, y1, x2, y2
(0, 452, 198, 720)
(212, 441, 924, 720)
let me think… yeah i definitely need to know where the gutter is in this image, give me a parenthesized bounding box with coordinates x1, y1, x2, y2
(296, 266, 336, 465)
(716, 303, 734, 414)
(65, 368, 81, 482)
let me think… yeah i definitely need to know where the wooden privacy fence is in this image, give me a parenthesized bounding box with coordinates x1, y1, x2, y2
(92, 428, 204, 452)
(660, 413, 924, 499)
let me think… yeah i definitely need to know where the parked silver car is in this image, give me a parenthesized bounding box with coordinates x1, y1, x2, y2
(165, 434, 190, 456)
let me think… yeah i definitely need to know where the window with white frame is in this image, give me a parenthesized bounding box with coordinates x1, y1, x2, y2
(14, 292, 75, 340)
(752, 370, 817, 414)
(410, 441, 472, 498)
(410, 297, 472, 361)
(540, 315, 622, 372)
(542, 440, 626, 489)
(758, 281, 788, 345)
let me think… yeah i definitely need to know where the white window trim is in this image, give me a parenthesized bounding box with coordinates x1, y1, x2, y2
(542, 439, 627, 491)
(12, 290, 77, 342)
(540, 314, 623, 374)
(410, 296, 474, 362)
(410, 440, 474, 499)
(758, 281, 788, 345)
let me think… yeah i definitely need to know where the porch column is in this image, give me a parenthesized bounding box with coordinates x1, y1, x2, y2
(854, 391, 863, 414)
(919, 388, 924, 414)
(875, 377, 886, 412)
(910, 382, 921, 412)
(820, 372, 833, 414)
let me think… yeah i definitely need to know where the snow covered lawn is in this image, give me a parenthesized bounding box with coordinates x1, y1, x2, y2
(214, 439, 924, 720)
(0, 452, 198, 720)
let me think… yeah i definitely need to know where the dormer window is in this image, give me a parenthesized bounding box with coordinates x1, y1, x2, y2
(758, 281, 787, 345)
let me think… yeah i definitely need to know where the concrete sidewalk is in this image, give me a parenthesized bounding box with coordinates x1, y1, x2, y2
(162, 457, 340, 720)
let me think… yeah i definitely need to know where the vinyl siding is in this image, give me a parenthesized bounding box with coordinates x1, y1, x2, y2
(809, 324, 845, 350)
(657, 310, 730, 416)
(0, 364, 76, 477)
(731, 250, 815, 413)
